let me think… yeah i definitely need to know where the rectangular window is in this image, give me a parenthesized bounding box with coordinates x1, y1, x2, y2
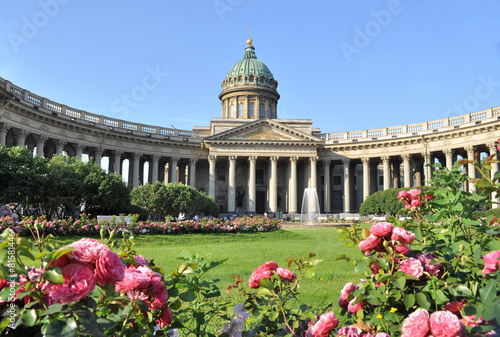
(259, 104, 265, 117)
(267, 106, 272, 118)
(333, 176, 341, 185)
(230, 105, 235, 118)
(248, 103, 255, 117)
(238, 103, 244, 117)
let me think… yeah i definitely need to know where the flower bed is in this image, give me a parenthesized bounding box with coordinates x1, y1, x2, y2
(0, 215, 281, 237)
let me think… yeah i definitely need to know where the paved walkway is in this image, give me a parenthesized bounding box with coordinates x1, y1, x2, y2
(280, 222, 348, 228)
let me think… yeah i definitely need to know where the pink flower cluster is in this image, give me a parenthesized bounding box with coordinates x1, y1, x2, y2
(306, 311, 339, 337)
(46, 238, 125, 304)
(397, 189, 434, 209)
(338, 282, 363, 314)
(401, 309, 465, 337)
(482, 250, 500, 277)
(248, 261, 297, 289)
(337, 326, 390, 337)
(358, 222, 415, 255)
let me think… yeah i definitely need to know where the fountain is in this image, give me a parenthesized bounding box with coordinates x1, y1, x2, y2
(300, 188, 320, 225)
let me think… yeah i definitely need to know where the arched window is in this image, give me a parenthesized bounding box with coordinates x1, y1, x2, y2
(230, 105, 235, 118)
(237, 103, 244, 117)
(248, 103, 255, 117)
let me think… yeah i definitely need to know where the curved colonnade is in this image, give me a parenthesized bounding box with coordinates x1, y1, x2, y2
(1, 76, 499, 215)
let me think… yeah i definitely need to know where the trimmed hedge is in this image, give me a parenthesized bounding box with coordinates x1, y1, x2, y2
(359, 186, 436, 216)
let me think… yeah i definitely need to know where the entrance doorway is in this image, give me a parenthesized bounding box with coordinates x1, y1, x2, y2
(256, 190, 266, 214)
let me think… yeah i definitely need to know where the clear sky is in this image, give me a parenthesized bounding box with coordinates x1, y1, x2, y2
(1, 1, 499, 134)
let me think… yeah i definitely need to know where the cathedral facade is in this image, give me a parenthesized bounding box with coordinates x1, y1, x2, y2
(1, 39, 499, 216)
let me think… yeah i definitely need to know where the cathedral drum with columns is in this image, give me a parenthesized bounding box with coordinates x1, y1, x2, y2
(0, 38, 499, 217)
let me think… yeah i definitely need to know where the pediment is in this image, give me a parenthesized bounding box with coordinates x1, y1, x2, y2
(205, 119, 323, 144)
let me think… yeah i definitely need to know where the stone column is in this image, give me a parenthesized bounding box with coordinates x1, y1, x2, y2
(35, 135, 47, 157)
(247, 156, 257, 213)
(208, 155, 216, 199)
(75, 144, 84, 161)
(151, 155, 160, 183)
(444, 149, 454, 170)
(269, 156, 278, 212)
(170, 157, 179, 184)
(55, 140, 67, 155)
(488, 143, 500, 208)
(362, 157, 370, 201)
(132, 153, 141, 188)
(423, 152, 432, 186)
(228, 156, 237, 212)
(402, 154, 411, 188)
(114, 151, 123, 174)
(288, 157, 298, 214)
(94, 148, 102, 167)
(382, 156, 391, 190)
(309, 157, 317, 190)
(466, 146, 476, 192)
(0, 124, 10, 145)
(323, 160, 331, 213)
(15, 129, 28, 146)
(343, 159, 351, 213)
(189, 158, 197, 189)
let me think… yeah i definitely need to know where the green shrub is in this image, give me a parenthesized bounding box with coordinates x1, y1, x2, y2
(359, 186, 435, 216)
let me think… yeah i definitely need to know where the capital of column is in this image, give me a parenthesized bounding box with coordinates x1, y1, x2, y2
(382, 155, 390, 163)
(309, 156, 318, 164)
(465, 146, 476, 156)
(290, 156, 298, 164)
(229, 155, 237, 162)
(55, 139, 67, 146)
(14, 129, 29, 138)
(270, 156, 279, 163)
(152, 154, 160, 162)
(443, 148, 453, 156)
(248, 155, 257, 164)
(361, 157, 370, 164)
(342, 158, 350, 165)
(190, 157, 198, 164)
(74, 143, 85, 150)
(1, 123, 11, 132)
(323, 159, 331, 165)
(401, 153, 410, 161)
(487, 142, 497, 154)
(208, 155, 217, 163)
(133, 153, 142, 159)
(34, 134, 48, 143)
(114, 150, 124, 156)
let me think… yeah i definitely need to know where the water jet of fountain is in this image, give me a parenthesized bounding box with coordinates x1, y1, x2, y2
(300, 188, 320, 225)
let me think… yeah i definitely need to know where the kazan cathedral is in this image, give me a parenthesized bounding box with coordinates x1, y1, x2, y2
(0, 38, 499, 217)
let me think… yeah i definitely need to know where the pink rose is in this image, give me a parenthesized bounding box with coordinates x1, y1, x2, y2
(358, 235, 381, 252)
(375, 334, 390, 337)
(134, 255, 148, 267)
(45, 263, 96, 304)
(483, 250, 500, 277)
(249, 270, 272, 289)
(394, 244, 410, 255)
(337, 326, 363, 336)
(391, 227, 416, 244)
(430, 310, 461, 337)
(338, 282, 357, 308)
(401, 308, 430, 337)
(115, 265, 151, 293)
(398, 258, 424, 278)
(425, 193, 435, 200)
(157, 308, 173, 328)
(254, 261, 279, 273)
(306, 311, 339, 337)
(411, 199, 422, 207)
(417, 253, 442, 277)
(347, 297, 363, 314)
(461, 314, 483, 327)
(370, 222, 394, 237)
(443, 300, 465, 314)
(67, 238, 109, 265)
(277, 267, 297, 282)
(408, 189, 422, 199)
(397, 190, 409, 199)
(147, 274, 169, 310)
(94, 250, 125, 286)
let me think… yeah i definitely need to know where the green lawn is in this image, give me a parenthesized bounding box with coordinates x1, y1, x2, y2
(55, 227, 360, 311)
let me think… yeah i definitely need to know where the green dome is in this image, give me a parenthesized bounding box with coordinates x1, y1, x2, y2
(225, 44, 273, 80)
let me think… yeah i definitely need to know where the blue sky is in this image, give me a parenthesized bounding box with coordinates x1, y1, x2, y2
(1, 1, 499, 134)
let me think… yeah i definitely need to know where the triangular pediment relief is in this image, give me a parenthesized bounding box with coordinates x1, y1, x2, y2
(205, 119, 323, 144)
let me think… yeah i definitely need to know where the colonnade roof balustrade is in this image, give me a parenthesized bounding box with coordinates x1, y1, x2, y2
(1, 76, 499, 148)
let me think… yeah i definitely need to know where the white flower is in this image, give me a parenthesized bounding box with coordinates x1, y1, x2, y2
(221, 316, 244, 337)
(233, 303, 249, 319)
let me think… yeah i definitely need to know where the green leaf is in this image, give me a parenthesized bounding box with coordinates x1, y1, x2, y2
(40, 303, 64, 316)
(392, 276, 406, 290)
(479, 280, 497, 305)
(269, 311, 279, 321)
(44, 318, 77, 337)
(18, 250, 35, 261)
(404, 294, 415, 310)
(179, 289, 196, 302)
(44, 267, 64, 284)
(416, 293, 431, 310)
(258, 288, 273, 296)
(20, 309, 37, 327)
(259, 278, 274, 290)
